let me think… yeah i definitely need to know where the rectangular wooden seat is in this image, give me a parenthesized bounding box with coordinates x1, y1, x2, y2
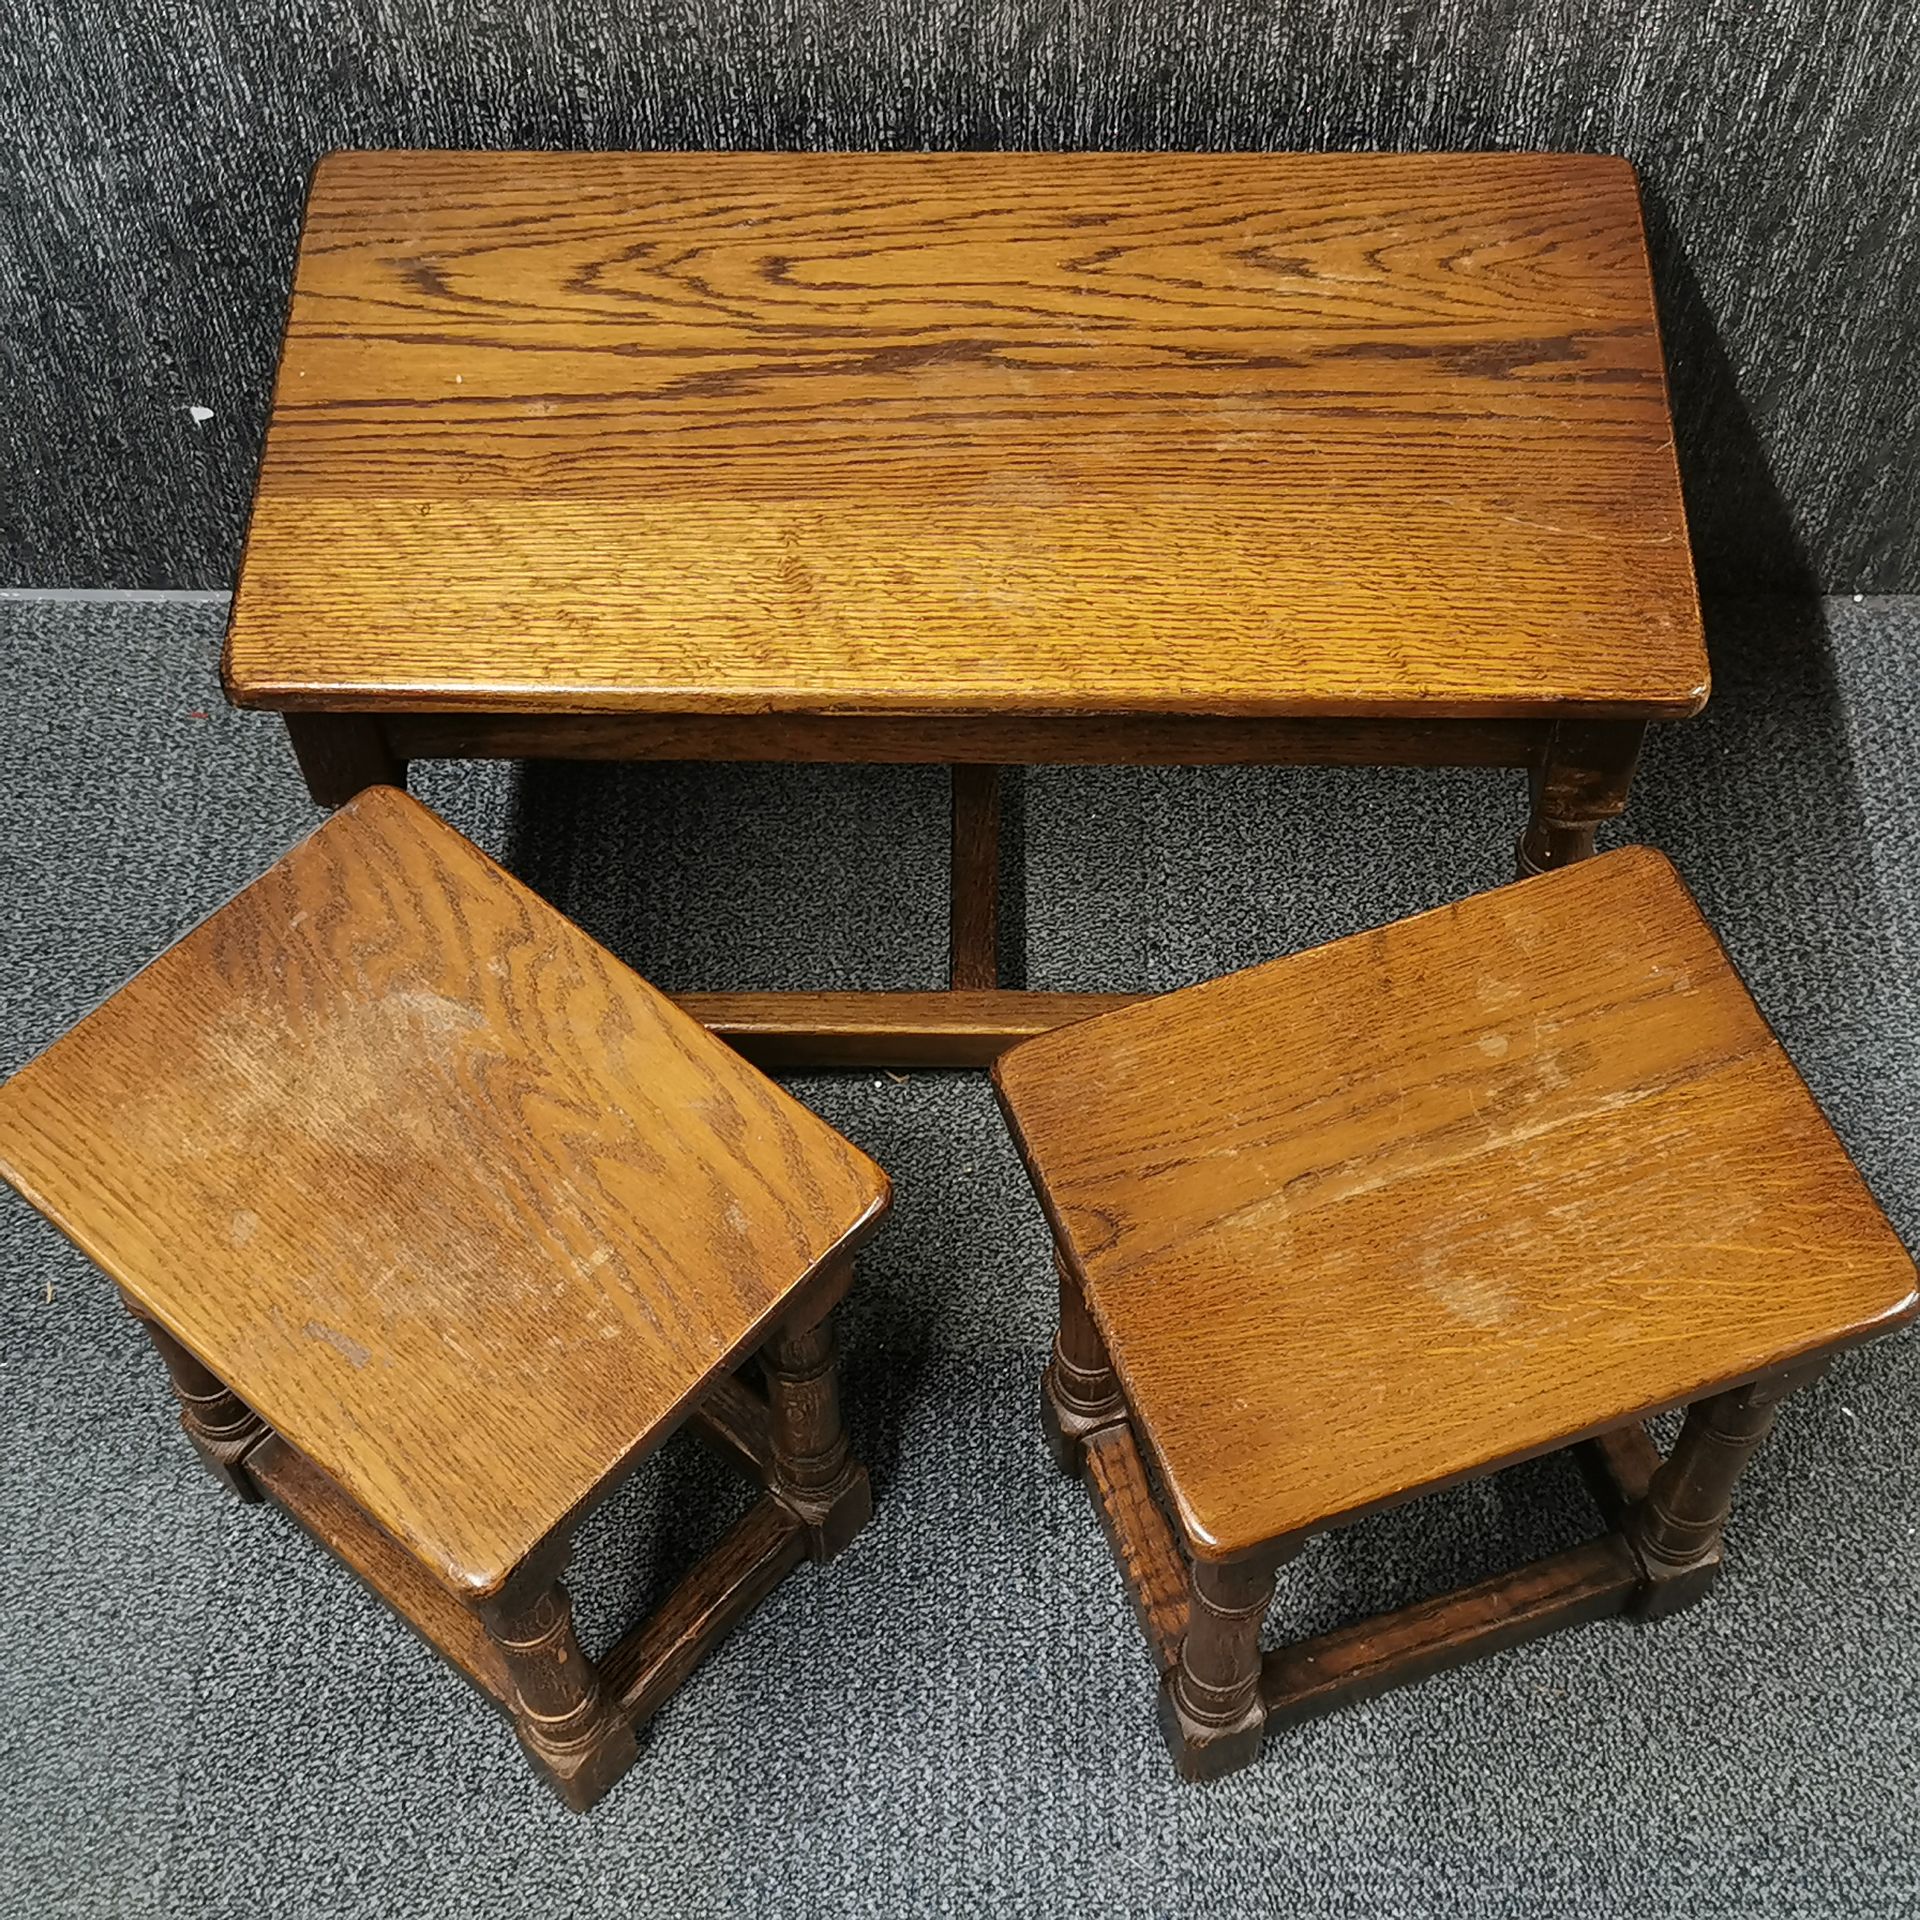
(0, 788, 890, 1809)
(998, 846, 1913, 1559)
(995, 849, 1916, 1779)
(0, 787, 887, 1596)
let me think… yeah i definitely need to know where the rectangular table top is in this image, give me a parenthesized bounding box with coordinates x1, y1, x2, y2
(226, 149, 1706, 723)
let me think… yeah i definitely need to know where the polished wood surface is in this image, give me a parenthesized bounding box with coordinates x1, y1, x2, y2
(0, 786, 888, 1597)
(226, 149, 1704, 722)
(997, 846, 1917, 1559)
(1024, 860, 1911, 1782)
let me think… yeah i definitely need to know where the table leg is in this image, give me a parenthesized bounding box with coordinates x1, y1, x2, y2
(1159, 1550, 1288, 1782)
(124, 1299, 269, 1501)
(478, 1574, 634, 1811)
(1518, 721, 1645, 874)
(1628, 1359, 1825, 1618)
(284, 714, 408, 808)
(1042, 1250, 1128, 1475)
(762, 1296, 872, 1561)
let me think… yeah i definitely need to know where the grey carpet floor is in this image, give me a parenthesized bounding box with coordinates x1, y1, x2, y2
(1, 593, 1916, 1919)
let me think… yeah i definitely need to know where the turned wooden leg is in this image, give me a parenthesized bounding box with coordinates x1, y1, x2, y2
(125, 1300, 268, 1501)
(1158, 1552, 1284, 1782)
(1518, 720, 1645, 875)
(1629, 1362, 1823, 1619)
(478, 1579, 634, 1812)
(1041, 1249, 1126, 1476)
(284, 713, 407, 808)
(763, 1304, 872, 1560)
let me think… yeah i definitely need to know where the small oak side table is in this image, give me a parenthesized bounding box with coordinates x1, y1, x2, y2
(0, 788, 890, 1810)
(994, 847, 1915, 1781)
(223, 150, 1706, 1068)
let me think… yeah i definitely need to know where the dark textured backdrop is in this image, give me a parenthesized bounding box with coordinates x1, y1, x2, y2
(3, 0, 1916, 591)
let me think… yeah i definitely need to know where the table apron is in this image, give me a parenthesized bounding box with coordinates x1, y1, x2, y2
(376, 711, 1547, 768)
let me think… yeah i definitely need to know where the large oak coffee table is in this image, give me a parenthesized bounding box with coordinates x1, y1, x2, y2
(224, 149, 1705, 1068)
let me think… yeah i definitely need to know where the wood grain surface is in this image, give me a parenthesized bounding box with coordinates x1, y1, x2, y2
(0, 787, 889, 1596)
(995, 846, 1916, 1559)
(225, 149, 1705, 721)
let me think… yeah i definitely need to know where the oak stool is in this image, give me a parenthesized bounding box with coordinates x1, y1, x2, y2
(994, 848, 1916, 1783)
(0, 787, 890, 1811)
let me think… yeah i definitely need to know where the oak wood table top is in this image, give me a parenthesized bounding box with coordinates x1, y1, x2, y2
(0, 787, 889, 1598)
(225, 148, 1705, 724)
(994, 848, 1916, 1561)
